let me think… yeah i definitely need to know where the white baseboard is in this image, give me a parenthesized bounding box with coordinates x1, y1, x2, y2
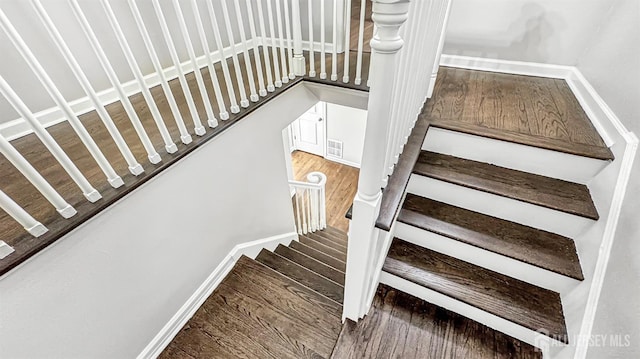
(325, 155, 360, 168)
(439, 54, 573, 79)
(136, 230, 298, 359)
(0, 39, 256, 141)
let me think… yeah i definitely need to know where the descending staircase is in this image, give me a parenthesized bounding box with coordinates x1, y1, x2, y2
(161, 227, 348, 358)
(378, 122, 608, 351)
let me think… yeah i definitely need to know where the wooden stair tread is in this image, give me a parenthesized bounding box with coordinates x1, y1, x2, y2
(300, 235, 348, 262)
(305, 232, 347, 253)
(256, 250, 344, 304)
(414, 151, 599, 220)
(323, 226, 349, 241)
(312, 229, 348, 246)
(430, 120, 614, 161)
(275, 244, 345, 285)
(400, 194, 584, 280)
(331, 284, 542, 359)
(290, 241, 346, 272)
(383, 239, 568, 342)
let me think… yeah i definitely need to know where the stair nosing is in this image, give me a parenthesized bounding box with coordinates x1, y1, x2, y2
(413, 151, 599, 220)
(256, 250, 344, 305)
(275, 244, 345, 285)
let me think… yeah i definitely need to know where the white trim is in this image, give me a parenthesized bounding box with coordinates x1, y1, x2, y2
(439, 54, 573, 79)
(0, 240, 15, 259)
(576, 132, 638, 359)
(325, 155, 360, 168)
(136, 231, 298, 359)
(0, 39, 255, 141)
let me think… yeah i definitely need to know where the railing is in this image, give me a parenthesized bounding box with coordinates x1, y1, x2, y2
(289, 172, 327, 235)
(0, 0, 374, 252)
(344, 0, 453, 321)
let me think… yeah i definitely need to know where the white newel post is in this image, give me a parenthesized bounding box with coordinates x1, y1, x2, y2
(291, 0, 306, 76)
(343, 0, 409, 321)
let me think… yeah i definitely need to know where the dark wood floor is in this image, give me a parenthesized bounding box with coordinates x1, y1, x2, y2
(291, 151, 359, 233)
(331, 284, 543, 359)
(427, 67, 613, 160)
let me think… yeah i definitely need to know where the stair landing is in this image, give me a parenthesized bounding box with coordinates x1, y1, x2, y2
(427, 67, 613, 160)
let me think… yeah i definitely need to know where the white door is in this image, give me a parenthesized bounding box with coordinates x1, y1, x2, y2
(292, 112, 325, 156)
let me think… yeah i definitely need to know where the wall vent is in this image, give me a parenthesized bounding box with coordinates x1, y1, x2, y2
(327, 139, 343, 158)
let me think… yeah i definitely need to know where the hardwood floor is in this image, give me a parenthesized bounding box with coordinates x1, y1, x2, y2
(331, 284, 543, 359)
(427, 67, 613, 160)
(291, 150, 359, 233)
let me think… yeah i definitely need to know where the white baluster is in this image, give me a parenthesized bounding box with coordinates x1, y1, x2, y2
(244, 0, 267, 96)
(294, 187, 302, 234)
(171, 0, 216, 129)
(0, 75, 101, 203)
(220, 0, 250, 107)
(354, 0, 366, 85)
(255, 0, 276, 92)
(150, 0, 203, 141)
(266, 0, 283, 88)
(320, 0, 327, 79)
(283, 0, 295, 79)
(291, 0, 305, 76)
(190, 0, 229, 120)
(205, 1, 240, 113)
(0, 240, 14, 259)
(345, 0, 409, 321)
(0, 7, 123, 189)
(231, 0, 259, 102)
(275, 0, 290, 83)
(307, 0, 316, 77)
(69, 0, 161, 165)
(331, 0, 338, 81)
(305, 188, 312, 233)
(0, 135, 76, 219)
(0, 189, 47, 238)
(343, 0, 353, 83)
(428, 0, 453, 98)
(32, 0, 143, 177)
(97, 0, 179, 152)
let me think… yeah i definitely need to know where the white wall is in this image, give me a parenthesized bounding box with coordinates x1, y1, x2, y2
(576, 1, 640, 358)
(443, 0, 614, 65)
(0, 84, 320, 359)
(326, 102, 367, 167)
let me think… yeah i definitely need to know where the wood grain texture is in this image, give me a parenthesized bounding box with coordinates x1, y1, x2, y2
(304, 232, 347, 253)
(311, 230, 348, 246)
(299, 235, 348, 262)
(256, 249, 344, 304)
(426, 67, 613, 160)
(384, 239, 568, 342)
(161, 255, 342, 358)
(290, 241, 346, 272)
(331, 284, 543, 359)
(291, 151, 359, 233)
(274, 244, 345, 285)
(414, 151, 599, 220)
(400, 194, 584, 280)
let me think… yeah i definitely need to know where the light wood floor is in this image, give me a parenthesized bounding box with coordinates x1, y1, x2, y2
(291, 150, 359, 233)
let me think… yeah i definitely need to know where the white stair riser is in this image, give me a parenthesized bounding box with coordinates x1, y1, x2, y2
(423, 127, 609, 185)
(395, 222, 580, 294)
(407, 174, 594, 238)
(379, 271, 559, 357)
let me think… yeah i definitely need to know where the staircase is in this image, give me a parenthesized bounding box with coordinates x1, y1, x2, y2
(161, 227, 347, 358)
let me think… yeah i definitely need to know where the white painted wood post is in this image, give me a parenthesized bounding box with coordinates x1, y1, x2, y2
(344, 0, 409, 322)
(320, 0, 327, 79)
(97, 0, 180, 152)
(189, 0, 229, 120)
(354, 0, 367, 85)
(343, 0, 353, 83)
(205, 1, 240, 113)
(70, 0, 161, 165)
(283, 0, 295, 79)
(255, 0, 276, 92)
(291, 0, 306, 76)
(0, 6, 124, 189)
(0, 135, 76, 219)
(220, 0, 251, 107)
(171, 0, 217, 128)
(0, 75, 102, 203)
(243, 0, 267, 97)
(331, 0, 339, 81)
(275, 0, 290, 83)
(307, 0, 316, 77)
(0, 189, 47, 238)
(32, 0, 144, 177)
(231, 0, 259, 102)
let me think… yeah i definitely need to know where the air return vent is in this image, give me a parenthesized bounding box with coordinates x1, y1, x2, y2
(327, 139, 343, 158)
